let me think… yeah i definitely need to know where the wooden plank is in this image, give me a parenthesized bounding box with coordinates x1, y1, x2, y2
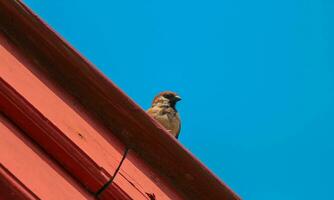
(0, 114, 93, 200)
(0, 164, 38, 200)
(114, 150, 184, 200)
(102, 176, 148, 200)
(0, 32, 125, 193)
(97, 183, 133, 200)
(97, 151, 183, 200)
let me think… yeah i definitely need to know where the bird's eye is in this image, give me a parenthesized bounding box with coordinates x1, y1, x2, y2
(164, 94, 173, 99)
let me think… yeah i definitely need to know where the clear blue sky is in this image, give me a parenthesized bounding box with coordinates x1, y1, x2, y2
(25, 1, 333, 199)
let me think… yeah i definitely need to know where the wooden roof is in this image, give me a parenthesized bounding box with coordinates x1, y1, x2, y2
(0, 1, 240, 199)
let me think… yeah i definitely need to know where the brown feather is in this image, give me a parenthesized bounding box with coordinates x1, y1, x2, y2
(147, 91, 181, 138)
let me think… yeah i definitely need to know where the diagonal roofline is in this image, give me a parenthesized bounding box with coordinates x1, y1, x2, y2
(0, 1, 240, 199)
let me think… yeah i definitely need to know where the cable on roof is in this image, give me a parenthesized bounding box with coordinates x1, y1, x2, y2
(95, 147, 130, 197)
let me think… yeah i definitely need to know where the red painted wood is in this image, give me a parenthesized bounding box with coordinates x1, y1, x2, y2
(0, 1, 240, 199)
(0, 114, 93, 200)
(0, 78, 108, 192)
(0, 32, 127, 193)
(97, 183, 132, 200)
(114, 150, 185, 200)
(0, 24, 182, 200)
(0, 164, 37, 200)
(0, 32, 125, 178)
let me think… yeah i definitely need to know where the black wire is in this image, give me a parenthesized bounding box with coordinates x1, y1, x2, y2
(95, 147, 130, 197)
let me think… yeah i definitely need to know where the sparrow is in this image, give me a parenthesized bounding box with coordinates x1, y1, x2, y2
(147, 91, 182, 139)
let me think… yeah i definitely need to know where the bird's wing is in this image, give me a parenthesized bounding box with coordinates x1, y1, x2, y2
(147, 107, 159, 116)
(175, 113, 181, 139)
(147, 107, 181, 139)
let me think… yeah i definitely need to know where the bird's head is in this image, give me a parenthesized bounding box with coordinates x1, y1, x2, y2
(152, 91, 181, 110)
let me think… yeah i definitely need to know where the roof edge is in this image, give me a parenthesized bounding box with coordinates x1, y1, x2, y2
(0, 1, 240, 199)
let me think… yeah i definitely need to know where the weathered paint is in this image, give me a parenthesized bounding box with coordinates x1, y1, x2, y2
(0, 114, 93, 200)
(115, 150, 184, 200)
(0, 32, 124, 193)
(0, 24, 183, 200)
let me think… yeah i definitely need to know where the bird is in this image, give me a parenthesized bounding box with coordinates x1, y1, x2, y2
(147, 91, 182, 139)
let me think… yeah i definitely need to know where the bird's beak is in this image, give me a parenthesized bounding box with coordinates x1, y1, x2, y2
(175, 95, 182, 102)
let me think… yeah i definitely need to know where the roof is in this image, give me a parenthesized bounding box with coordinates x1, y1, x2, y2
(0, 1, 240, 199)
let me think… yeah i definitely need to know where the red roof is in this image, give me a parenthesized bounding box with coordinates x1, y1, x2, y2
(0, 1, 240, 199)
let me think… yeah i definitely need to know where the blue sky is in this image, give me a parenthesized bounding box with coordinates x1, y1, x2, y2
(24, 1, 334, 199)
